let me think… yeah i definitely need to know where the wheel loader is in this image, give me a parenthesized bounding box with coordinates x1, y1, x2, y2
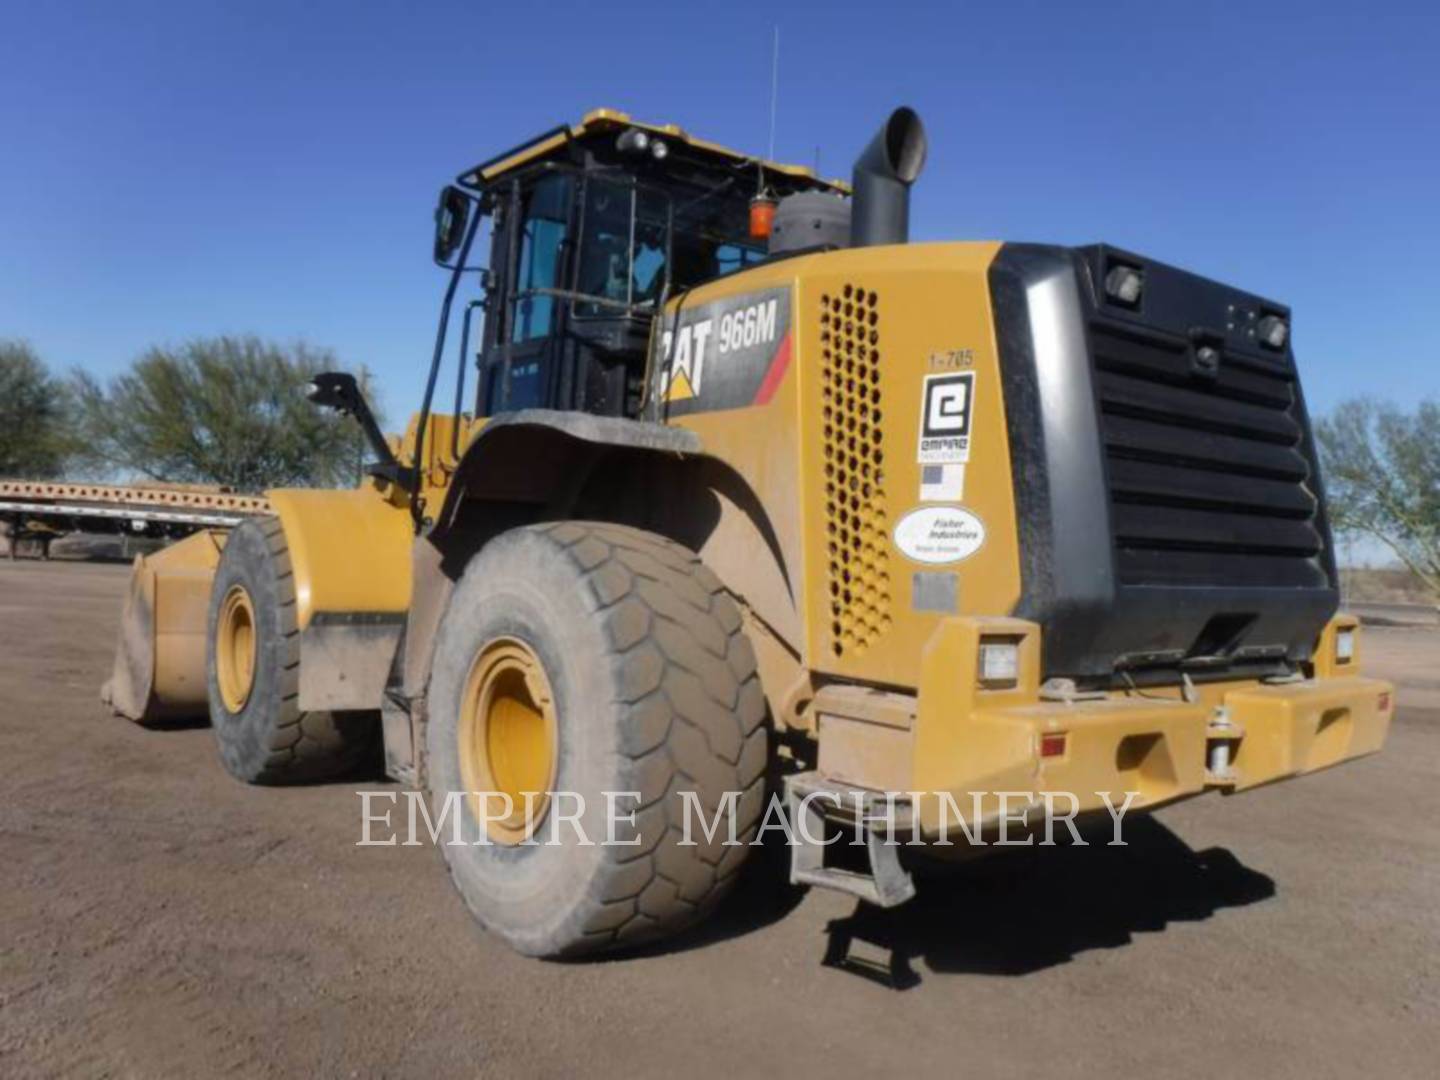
(104, 106, 1393, 957)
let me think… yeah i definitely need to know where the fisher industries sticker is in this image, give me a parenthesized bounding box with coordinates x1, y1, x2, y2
(893, 506, 986, 565)
(917, 372, 975, 465)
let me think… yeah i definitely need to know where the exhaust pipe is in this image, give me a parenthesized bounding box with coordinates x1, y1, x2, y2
(850, 107, 928, 247)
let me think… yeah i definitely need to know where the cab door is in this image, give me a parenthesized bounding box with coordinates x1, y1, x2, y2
(479, 172, 572, 414)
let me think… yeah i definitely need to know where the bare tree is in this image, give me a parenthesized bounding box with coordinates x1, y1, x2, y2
(1316, 398, 1439, 600)
(70, 336, 380, 492)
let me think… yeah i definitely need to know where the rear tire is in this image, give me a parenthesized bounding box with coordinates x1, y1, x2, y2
(206, 518, 378, 784)
(426, 522, 769, 958)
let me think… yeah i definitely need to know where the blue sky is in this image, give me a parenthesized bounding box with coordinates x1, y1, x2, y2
(2, 0, 1437, 424)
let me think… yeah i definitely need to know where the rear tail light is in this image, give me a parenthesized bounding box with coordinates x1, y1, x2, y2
(1335, 627, 1355, 663)
(977, 639, 1020, 688)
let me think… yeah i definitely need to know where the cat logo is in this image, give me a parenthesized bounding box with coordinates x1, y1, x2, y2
(654, 290, 791, 417)
(664, 370, 696, 402)
(659, 319, 714, 402)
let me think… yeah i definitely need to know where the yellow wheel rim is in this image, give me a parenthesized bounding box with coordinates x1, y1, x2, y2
(216, 585, 258, 713)
(458, 638, 558, 845)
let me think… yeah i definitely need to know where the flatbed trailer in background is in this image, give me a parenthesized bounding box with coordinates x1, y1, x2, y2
(0, 480, 270, 559)
(0, 480, 275, 719)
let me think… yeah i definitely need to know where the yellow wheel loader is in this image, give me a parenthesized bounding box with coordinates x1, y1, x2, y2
(108, 107, 1393, 957)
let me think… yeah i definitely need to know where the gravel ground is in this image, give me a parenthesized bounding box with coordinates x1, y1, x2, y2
(1, 559, 1436, 1078)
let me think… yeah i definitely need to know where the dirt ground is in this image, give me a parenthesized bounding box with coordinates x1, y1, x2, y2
(1, 559, 1436, 1078)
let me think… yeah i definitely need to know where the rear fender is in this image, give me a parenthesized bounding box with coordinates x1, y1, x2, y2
(407, 410, 799, 714)
(407, 411, 707, 701)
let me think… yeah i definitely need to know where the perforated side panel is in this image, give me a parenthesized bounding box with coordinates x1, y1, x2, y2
(819, 284, 892, 657)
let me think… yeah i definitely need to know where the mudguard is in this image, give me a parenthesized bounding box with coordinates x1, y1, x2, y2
(263, 488, 413, 711)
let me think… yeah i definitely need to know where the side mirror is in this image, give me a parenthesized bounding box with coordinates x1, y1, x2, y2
(433, 185, 470, 264)
(306, 371, 362, 413)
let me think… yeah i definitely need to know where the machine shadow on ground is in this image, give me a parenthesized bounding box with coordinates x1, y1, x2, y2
(620, 814, 1275, 979)
(816, 816, 1276, 988)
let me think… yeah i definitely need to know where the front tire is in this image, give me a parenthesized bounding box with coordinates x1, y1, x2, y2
(426, 522, 769, 958)
(206, 518, 378, 784)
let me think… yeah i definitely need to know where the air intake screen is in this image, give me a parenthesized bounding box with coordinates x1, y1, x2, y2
(820, 284, 892, 656)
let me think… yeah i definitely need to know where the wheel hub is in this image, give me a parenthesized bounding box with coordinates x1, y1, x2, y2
(216, 585, 257, 712)
(458, 638, 558, 844)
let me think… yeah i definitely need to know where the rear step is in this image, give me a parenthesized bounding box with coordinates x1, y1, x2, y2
(784, 772, 917, 908)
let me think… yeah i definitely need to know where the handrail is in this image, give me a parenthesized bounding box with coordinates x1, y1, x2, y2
(412, 205, 483, 530)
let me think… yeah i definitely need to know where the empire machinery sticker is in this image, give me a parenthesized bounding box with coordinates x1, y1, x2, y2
(654, 288, 792, 417)
(893, 506, 986, 565)
(916, 371, 976, 501)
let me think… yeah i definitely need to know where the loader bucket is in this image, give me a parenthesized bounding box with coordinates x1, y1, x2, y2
(101, 529, 226, 724)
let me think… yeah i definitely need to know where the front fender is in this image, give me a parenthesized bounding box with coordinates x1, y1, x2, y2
(266, 488, 413, 711)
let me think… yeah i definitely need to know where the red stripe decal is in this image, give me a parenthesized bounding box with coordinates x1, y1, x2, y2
(752, 331, 793, 406)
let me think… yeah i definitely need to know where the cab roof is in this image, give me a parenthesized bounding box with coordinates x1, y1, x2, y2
(459, 107, 850, 194)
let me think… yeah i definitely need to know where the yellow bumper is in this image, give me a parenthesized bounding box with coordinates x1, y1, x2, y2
(1223, 677, 1393, 790)
(903, 616, 1394, 834)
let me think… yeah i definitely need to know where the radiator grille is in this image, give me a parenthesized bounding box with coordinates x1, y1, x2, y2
(1089, 318, 1329, 589)
(820, 284, 891, 656)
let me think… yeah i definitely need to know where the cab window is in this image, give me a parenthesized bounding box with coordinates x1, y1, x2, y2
(669, 194, 767, 288)
(713, 241, 767, 279)
(511, 174, 570, 343)
(574, 178, 670, 316)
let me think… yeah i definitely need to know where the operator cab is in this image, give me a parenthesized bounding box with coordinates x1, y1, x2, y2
(433, 109, 847, 420)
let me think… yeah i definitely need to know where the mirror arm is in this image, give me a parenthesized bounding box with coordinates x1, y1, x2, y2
(305, 373, 405, 487)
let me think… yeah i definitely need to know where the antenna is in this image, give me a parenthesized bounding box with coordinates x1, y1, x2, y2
(767, 25, 780, 161)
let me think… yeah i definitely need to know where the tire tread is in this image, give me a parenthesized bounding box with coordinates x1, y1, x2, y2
(533, 522, 768, 951)
(210, 518, 376, 784)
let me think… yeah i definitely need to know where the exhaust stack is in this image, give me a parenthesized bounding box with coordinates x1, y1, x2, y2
(850, 107, 928, 247)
